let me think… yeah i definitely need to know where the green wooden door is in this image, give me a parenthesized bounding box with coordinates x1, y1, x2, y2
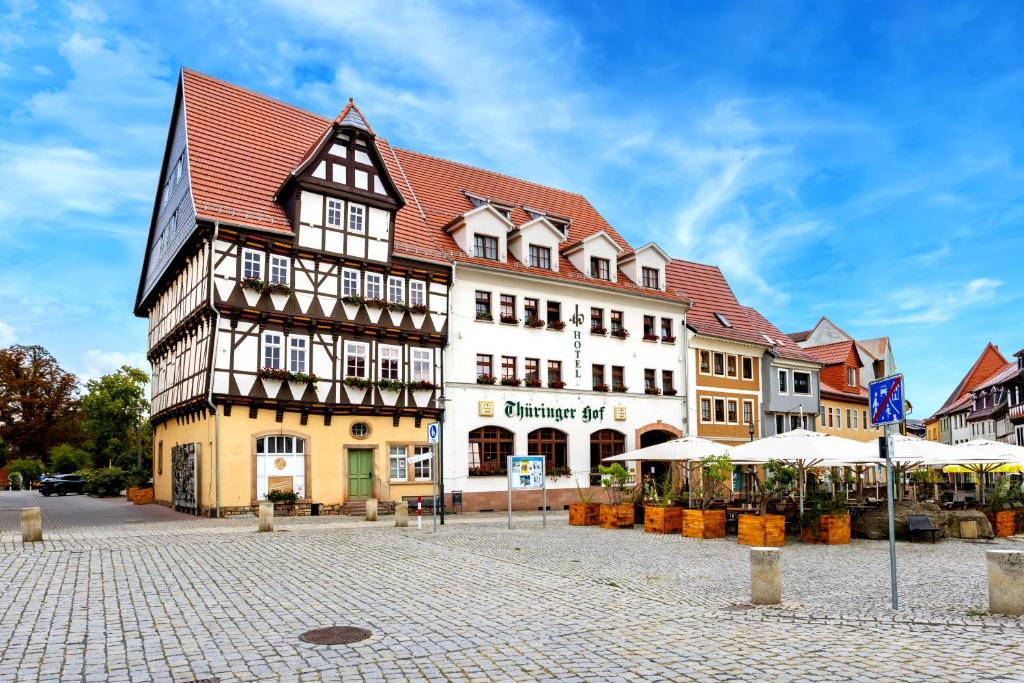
(348, 449, 373, 500)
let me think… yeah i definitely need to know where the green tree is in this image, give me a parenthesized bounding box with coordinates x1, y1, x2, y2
(0, 345, 83, 460)
(48, 444, 93, 474)
(80, 366, 150, 470)
(7, 457, 44, 485)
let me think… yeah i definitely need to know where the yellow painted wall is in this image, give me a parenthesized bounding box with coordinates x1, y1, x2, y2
(211, 409, 435, 508)
(926, 420, 940, 442)
(152, 413, 215, 506)
(819, 398, 882, 443)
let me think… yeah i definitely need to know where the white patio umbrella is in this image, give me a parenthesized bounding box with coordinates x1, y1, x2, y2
(732, 429, 874, 515)
(602, 435, 734, 463)
(882, 435, 1014, 503)
(956, 439, 1024, 462)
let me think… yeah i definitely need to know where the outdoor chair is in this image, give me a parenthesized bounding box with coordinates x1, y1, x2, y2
(907, 513, 939, 543)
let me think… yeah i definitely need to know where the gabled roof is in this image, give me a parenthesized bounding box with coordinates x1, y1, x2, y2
(933, 343, 1009, 417)
(788, 329, 812, 343)
(802, 340, 861, 367)
(175, 68, 687, 304)
(665, 259, 767, 347)
(857, 336, 890, 360)
(973, 362, 1019, 392)
(742, 307, 820, 363)
(620, 242, 671, 263)
(561, 230, 624, 255)
(820, 379, 869, 403)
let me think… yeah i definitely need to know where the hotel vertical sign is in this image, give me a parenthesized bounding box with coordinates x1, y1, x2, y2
(570, 304, 585, 381)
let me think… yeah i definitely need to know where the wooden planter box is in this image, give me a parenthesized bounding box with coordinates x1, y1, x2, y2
(987, 510, 1016, 537)
(682, 509, 726, 539)
(569, 502, 601, 526)
(738, 514, 785, 547)
(800, 514, 850, 545)
(600, 503, 635, 528)
(126, 487, 154, 505)
(644, 506, 683, 534)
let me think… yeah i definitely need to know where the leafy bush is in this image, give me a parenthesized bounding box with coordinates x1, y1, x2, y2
(598, 463, 632, 504)
(9, 472, 24, 490)
(267, 490, 298, 504)
(80, 467, 126, 497)
(49, 444, 92, 474)
(7, 458, 44, 485)
(122, 465, 150, 489)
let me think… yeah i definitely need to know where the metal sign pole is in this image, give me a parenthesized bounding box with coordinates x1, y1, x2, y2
(542, 463, 547, 528)
(432, 444, 438, 533)
(883, 427, 898, 609)
(507, 455, 513, 530)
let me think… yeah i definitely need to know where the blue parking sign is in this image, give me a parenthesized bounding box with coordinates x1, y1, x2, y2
(869, 374, 904, 427)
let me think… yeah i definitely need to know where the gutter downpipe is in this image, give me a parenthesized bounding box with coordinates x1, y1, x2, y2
(681, 311, 693, 507)
(439, 261, 456, 525)
(206, 221, 221, 518)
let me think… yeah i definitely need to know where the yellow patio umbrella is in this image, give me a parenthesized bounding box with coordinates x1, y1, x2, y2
(942, 463, 1022, 474)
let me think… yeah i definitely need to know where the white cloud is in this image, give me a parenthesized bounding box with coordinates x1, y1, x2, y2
(79, 349, 149, 383)
(857, 278, 1003, 326)
(0, 321, 16, 346)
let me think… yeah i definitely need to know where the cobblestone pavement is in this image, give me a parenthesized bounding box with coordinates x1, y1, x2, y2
(1, 491, 1023, 681)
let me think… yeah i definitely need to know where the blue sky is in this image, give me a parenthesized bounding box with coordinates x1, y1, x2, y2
(0, 0, 1021, 416)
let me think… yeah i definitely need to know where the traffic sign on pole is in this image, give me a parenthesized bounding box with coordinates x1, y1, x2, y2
(869, 374, 905, 427)
(427, 422, 440, 444)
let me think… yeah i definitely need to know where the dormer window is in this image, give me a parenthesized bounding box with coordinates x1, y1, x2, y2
(474, 234, 499, 260)
(549, 220, 569, 240)
(590, 257, 610, 280)
(529, 245, 551, 269)
(714, 312, 732, 328)
(642, 267, 660, 289)
(847, 367, 857, 387)
(491, 204, 513, 221)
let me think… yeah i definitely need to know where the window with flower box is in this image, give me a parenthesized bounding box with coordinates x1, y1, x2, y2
(500, 294, 516, 322)
(548, 360, 562, 384)
(662, 370, 674, 395)
(365, 273, 382, 300)
(528, 428, 568, 470)
(342, 269, 360, 297)
(546, 301, 561, 325)
(263, 332, 282, 370)
(379, 345, 401, 381)
(409, 280, 426, 307)
(643, 315, 656, 338)
(476, 354, 493, 377)
(243, 249, 263, 280)
(501, 356, 516, 380)
(644, 369, 656, 391)
(610, 310, 623, 334)
(590, 307, 604, 333)
(524, 298, 539, 324)
(660, 318, 673, 341)
(388, 276, 405, 304)
(525, 358, 539, 383)
(345, 341, 369, 378)
(475, 290, 491, 320)
(592, 364, 605, 390)
(269, 255, 289, 285)
(612, 365, 624, 389)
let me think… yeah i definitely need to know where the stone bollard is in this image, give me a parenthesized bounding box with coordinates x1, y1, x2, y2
(258, 502, 274, 533)
(21, 507, 42, 543)
(750, 547, 781, 605)
(987, 550, 1024, 615)
(365, 498, 378, 522)
(395, 501, 409, 528)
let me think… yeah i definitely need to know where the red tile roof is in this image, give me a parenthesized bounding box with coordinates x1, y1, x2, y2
(742, 307, 820, 363)
(802, 340, 859, 366)
(665, 260, 766, 347)
(819, 379, 869, 403)
(178, 69, 687, 304)
(933, 342, 1009, 417)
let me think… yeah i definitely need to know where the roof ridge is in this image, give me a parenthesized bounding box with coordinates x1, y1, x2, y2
(390, 146, 587, 201)
(182, 67, 330, 125)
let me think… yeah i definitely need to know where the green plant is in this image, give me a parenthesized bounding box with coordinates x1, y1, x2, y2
(752, 459, 796, 516)
(548, 465, 572, 479)
(123, 465, 150, 489)
(48, 444, 92, 474)
(342, 294, 365, 306)
(799, 490, 849, 532)
(375, 379, 405, 392)
(407, 380, 437, 391)
(7, 457, 44, 485)
(343, 376, 372, 389)
(267, 489, 298, 504)
(692, 455, 734, 510)
(598, 463, 632, 505)
(574, 478, 595, 504)
(9, 472, 24, 490)
(80, 466, 127, 497)
(988, 477, 1015, 511)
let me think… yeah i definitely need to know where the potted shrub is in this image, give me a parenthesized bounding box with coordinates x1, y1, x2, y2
(682, 455, 732, 539)
(799, 491, 851, 545)
(738, 459, 795, 547)
(569, 479, 601, 526)
(598, 463, 635, 528)
(643, 473, 682, 534)
(986, 477, 1017, 537)
(267, 489, 300, 515)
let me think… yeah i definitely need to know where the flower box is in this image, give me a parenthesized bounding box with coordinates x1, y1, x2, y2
(524, 378, 542, 388)
(525, 318, 545, 328)
(410, 303, 429, 314)
(342, 295, 365, 306)
(126, 486, 154, 505)
(642, 333, 659, 342)
(593, 383, 609, 393)
(600, 503, 635, 528)
(547, 379, 566, 389)
(738, 514, 786, 547)
(499, 315, 520, 325)
(406, 380, 437, 392)
(366, 298, 390, 309)
(476, 374, 497, 385)
(644, 387, 662, 396)
(661, 335, 677, 343)
(663, 389, 678, 396)
(612, 384, 628, 393)
(610, 329, 630, 339)
(500, 377, 522, 387)
(590, 326, 608, 335)
(644, 506, 683, 534)
(800, 514, 850, 545)
(375, 379, 405, 392)
(546, 320, 566, 331)
(468, 465, 506, 477)
(682, 509, 726, 539)
(569, 502, 601, 526)
(476, 312, 494, 322)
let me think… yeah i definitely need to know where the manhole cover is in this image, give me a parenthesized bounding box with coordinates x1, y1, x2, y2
(299, 626, 372, 645)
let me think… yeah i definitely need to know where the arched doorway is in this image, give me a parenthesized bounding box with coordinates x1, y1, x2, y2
(636, 423, 683, 492)
(590, 429, 626, 485)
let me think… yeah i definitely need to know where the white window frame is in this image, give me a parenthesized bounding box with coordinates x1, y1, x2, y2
(327, 198, 344, 227)
(726, 354, 738, 379)
(727, 398, 739, 424)
(389, 446, 408, 482)
(288, 336, 307, 374)
(742, 356, 754, 381)
(713, 352, 725, 377)
(847, 367, 857, 387)
(344, 341, 369, 378)
(348, 204, 365, 234)
(700, 398, 712, 423)
(699, 350, 711, 375)
(387, 275, 405, 305)
(378, 344, 402, 381)
(242, 248, 263, 280)
(742, 399, 754, 426)
(413, 446, 432, 481)
(269, 254, 290, 285)
(409, 280, 426, 307)
(411, 348, 433, 383)
(263, 332, 283, 370)
(793, 371, 811, 396)
(342, 268, 361, 297)
(713, 397, 726, 423)
(777, 368, 789, 395)
(365, 272, 383, 300)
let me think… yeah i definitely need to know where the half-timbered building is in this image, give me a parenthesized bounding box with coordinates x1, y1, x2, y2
(135, 70, 449, 515)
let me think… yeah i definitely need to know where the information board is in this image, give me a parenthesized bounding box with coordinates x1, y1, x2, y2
(509, 455, 545, 489)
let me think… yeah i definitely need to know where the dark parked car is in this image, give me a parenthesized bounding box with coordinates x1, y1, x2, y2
(39, 474, 86, 496)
